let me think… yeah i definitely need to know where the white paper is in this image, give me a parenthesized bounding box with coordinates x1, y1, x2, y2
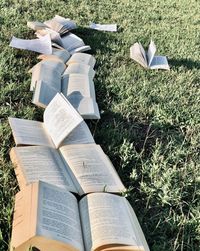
(9, 34, 52, 54)
(89, 22, 117, 32)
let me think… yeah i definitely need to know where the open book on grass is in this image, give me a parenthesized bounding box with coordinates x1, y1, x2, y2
(10, 143, 124, 195)
(32, 73, 100, 119)
(8, 93, 90, 148)
(130, 40, 169, 70)
(11, 181, 149, 251)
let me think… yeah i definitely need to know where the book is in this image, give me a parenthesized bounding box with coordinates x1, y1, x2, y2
(8, 93, 84, 148)
(10, 143, 125, 195)
(63, 63, 95, 79)
(28, 15, 76, 35)
(66, 53, 96, 68)
(32, 73, 100, 119)
(10, 181, 149, 251)
(130, 40, 170, 70)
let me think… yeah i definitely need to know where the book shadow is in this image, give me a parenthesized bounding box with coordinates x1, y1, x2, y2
(170, 58, 200, 70)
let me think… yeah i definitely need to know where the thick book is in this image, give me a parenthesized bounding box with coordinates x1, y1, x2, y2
(10, 181, 149, 251)
(8, 93, 94, 149)
(10, 143, 125, 195)
(130, 40, 170, 70)
(32, 73, 100, 119)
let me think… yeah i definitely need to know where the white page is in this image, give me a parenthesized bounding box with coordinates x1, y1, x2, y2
(38, 48, 71, 63)
(9, 34, 52, 54)
(43, 93, 83, 148)
(147, 40, 156, 66)
(67, 53, 96, 67)
(37, 182, 84, 251)
(130, 43, 147, 68)
(60, 33, 85, 51)
(149, 55, 170, 70)
(63, 63, 95, 79)
(60, 121, 95, 146)
(59, 144, 125, 194)
(70, 45, 91, 54)
(8, 117, 55, 147)
(27, 21, 48, 30)
(54, 15, 77, 31)
(12, 146, 77, 192)
(89, 22, 117, 32)
(79, 193, 139, 251)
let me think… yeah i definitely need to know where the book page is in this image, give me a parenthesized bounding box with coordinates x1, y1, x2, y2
(37, 181, 84, 251)
(67, 53, 96, 67)
(9, 34, 52, 54)
(10, 146, 77, 192)
(70, 45, 91, 54)
(32, 80, 60, 108)
(60, 121, 95, 146)
(43, 93, 83, 148)
(149, 56, 170, 70)
(130, 43, 147, 68)
(89, 23, 117, 32)
(79, 193, 142, 251)
(8, 117, 55, 147)
(54, 15, 77, 31)
(38, 48, 70, 63)
(147, 40, 156, 66)
(60, 33, 85, 52)
(59, 144, 125, 195)
(31, 63, 62, 91)
(27, 21, 48, 30)
(63, 63, 95, 79)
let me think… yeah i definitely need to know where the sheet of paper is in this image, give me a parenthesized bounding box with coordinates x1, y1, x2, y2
(130, 43, 147, 68)
(9, 34, 52, 54)
(149, 55, 170, 70)
(89, 22, 117, 32)
(67, 53, 96, 67)
(147, 40, 156, 66)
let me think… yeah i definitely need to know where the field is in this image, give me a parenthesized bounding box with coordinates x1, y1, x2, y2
(0, 0, 199, 250)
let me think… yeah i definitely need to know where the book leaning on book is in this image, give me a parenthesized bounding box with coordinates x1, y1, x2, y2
(10, 143, 125, 195)
(11, 181, 150, 251)
(8, 93, 95, 148)
(130, 40, 170, 70)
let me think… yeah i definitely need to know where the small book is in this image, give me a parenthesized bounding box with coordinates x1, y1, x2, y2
(32, 73, 100, 119)
(130, 40, 170, 70)
(9, 93, 85, 148)
(10, 181, 149, 251)
(10, 143, 124, 195)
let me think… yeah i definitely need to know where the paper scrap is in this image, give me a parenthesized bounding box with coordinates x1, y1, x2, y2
(9, 34, 52, 54)
(89, 23, 117, 32)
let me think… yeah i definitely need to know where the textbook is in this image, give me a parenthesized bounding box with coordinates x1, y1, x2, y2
(32, 73, 100, 119)
(130, 40, 170, 70)
(8, 93, 87, 148)
(11, 181, 149, 251)
(10, 143, 124, 195)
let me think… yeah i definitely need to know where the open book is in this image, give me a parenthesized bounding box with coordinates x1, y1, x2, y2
(8, 93, 91, 148)
(11, 181, 149, 251)
(38, 48, 71, 63)
(27, 15, 77, 35)
(130, 40, 170, 70)
(10, 143, 125, 195)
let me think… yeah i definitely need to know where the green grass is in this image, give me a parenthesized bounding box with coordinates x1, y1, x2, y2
(0, 0, 200, 250)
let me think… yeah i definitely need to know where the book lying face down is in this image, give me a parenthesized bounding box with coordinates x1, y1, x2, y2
(130, 40, 170, 70)
(8, 93, 95, 148)
(10, 181, 150, 251)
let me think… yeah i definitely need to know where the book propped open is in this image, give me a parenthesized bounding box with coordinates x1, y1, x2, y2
(130, 40, 170, 70)
(10, 143, 125, 195)
(11, 181, 149, 251)
(8, 93, 85, 148)
(32, 73, 100, 119)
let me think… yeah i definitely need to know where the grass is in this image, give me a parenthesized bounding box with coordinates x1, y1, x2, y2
(0, 0, 200, 250)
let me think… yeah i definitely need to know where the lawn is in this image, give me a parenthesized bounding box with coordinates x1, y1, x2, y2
(0, 0, 199, 251)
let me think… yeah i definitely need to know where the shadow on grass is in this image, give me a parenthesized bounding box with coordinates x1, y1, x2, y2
(170, 58, 200, 70)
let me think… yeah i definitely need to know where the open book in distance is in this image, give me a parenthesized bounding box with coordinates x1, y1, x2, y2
(130, 40, 170, 70)
(10, 143, 125, 195)
(11, 181, 150, 251)
(8, 93, 85, 148)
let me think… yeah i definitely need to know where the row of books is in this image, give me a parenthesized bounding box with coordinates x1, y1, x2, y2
(8, 15, 150, 251)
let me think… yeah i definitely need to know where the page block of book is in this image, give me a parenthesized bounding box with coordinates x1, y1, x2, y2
(38, 48, 71, 63)
(63, 63, 95, 79)
(67, 53, 96, 68)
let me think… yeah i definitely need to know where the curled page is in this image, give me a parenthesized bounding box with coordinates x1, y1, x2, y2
(89, 22, 117, 32)
(9, 34, 52, 54)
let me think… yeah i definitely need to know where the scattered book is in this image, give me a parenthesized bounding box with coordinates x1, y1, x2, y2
(9, 34, 52, 54)
(63, 63, 95, 79)
(89, 22, 117, 32)
(11, 181, 149, 251)
(9, 93, 84, 148)
(10, 143, 125, 195)
(130, 40, 170, 70)
(38, 48, 71, 63)
(66, 52, 96, 68)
